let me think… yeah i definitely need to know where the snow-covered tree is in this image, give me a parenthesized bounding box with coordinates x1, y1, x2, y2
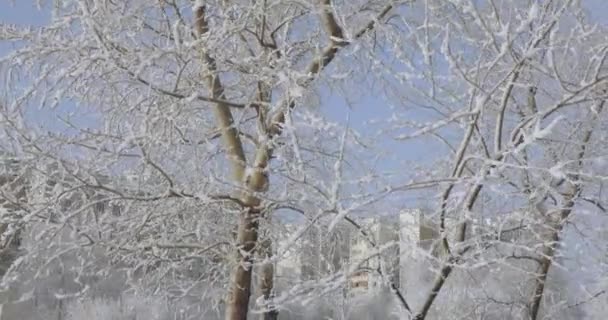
(1, 1, 607, 320)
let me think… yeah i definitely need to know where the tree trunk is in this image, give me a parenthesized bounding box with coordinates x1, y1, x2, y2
(529, 222, 563, 320)
(193, 6, 259, 320)
(225, 209, 260, 320)
(192, 2, 396, 318)
(529, 101, 603, 320)
(257, 237, 278, 320)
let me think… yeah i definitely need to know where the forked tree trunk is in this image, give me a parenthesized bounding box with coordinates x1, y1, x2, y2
(192, 2, 396, 319)
(193, 6, 268, 320)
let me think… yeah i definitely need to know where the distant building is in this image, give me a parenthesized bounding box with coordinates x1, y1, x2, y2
(273, 209, 444, 295)
(328, 209, 443, 295)
(348, 215, 400, 293)
(276, 219, 353, 284)
(347, 210, 441, 293)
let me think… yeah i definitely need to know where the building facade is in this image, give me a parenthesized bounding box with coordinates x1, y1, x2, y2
(274, 209, 442, 297)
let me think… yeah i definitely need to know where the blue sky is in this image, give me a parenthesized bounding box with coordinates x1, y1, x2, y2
(3, 0, 606, 134)
(0, 1, 441, 156)
(2, 2, 607, 297)
(1, 1, 50, 25)
(1, 0, 607, 208)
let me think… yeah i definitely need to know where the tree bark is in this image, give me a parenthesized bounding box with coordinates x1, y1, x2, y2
(226, 208, 261, 320)
(193, 6, 261, 320)
(529, 101, 603, 320)
(529, 218, 565, 320)
(257, 237, 277, 320)
(192, 3, 397, 319)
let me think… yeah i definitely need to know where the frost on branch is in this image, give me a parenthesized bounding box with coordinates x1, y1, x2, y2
(0, 0, 607, 320)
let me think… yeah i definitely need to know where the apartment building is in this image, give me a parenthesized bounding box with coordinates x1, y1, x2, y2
(348, 215, 399, 293)
(275, 219, 353, 285)
(349, 209, 441, 293)
(274, 209, 442, 296)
